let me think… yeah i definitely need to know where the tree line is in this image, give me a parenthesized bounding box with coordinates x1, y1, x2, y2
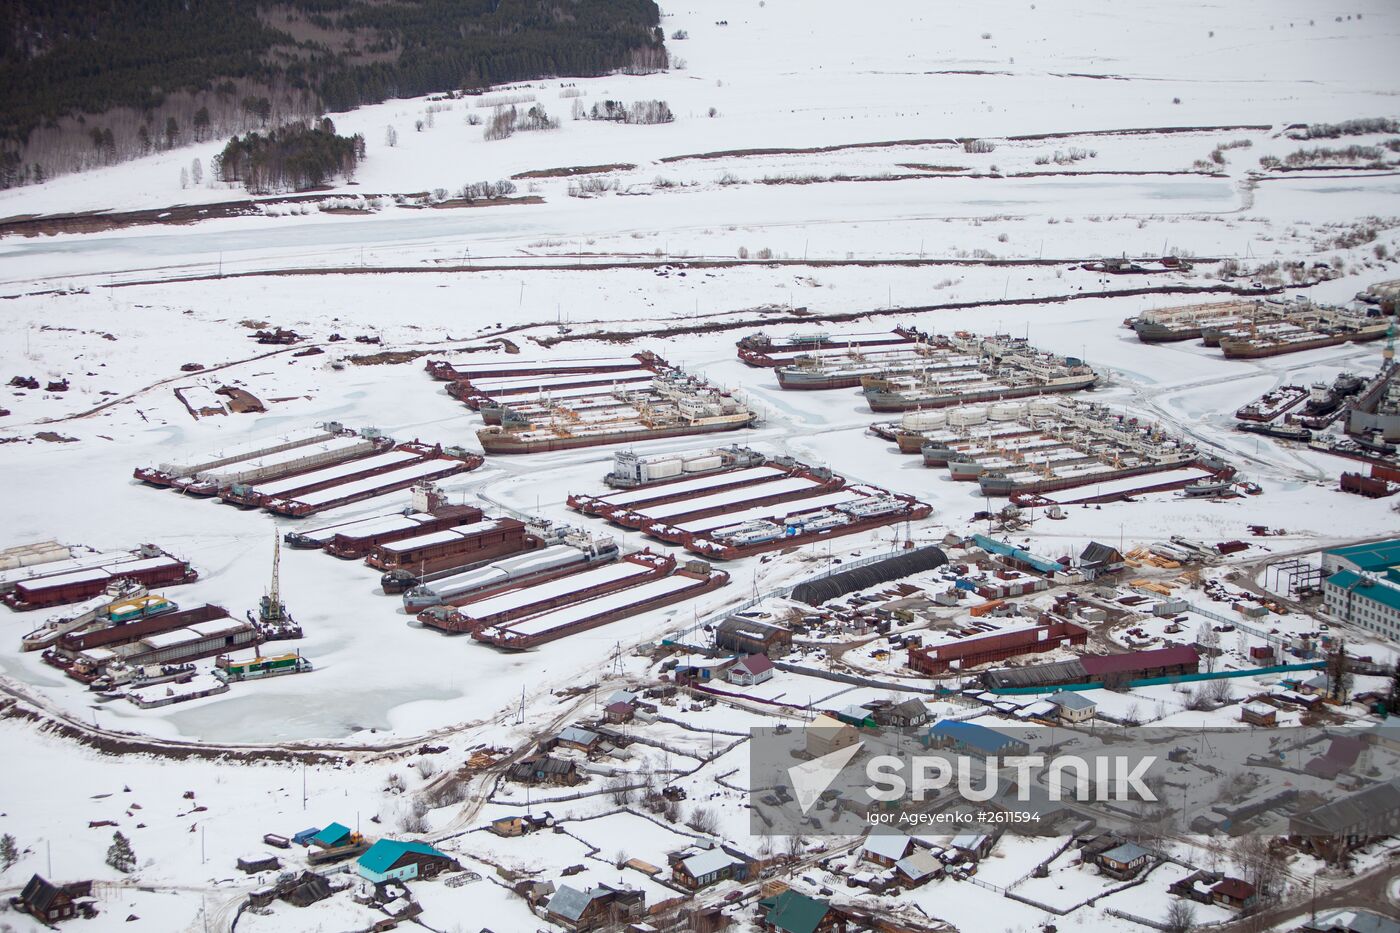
(0, 0, 665, 188)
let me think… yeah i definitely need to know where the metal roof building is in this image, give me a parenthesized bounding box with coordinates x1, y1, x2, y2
(789, 546, 946, 605)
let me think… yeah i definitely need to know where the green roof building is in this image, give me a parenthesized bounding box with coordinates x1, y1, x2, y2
(758, 890, 846, 933)
(356, 840, 458, 884)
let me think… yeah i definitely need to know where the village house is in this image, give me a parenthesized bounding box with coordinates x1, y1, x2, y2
(883, 698, 931, 728)
(1049, 691, 1096, 723)
(758, 890, 847, 933)
(508, 754, 582, 786)
(1095, 841, 1153, 880)
(726, 654, 775, 686)
(860, 833, 912, 868)
(949, 833, 996, 861)
(1211, 877, 1259, 911)
(355, 840, 459, 885)
(604, 700, 636, 724)
(545, 883, 645, 932)
(555, 726, 603, 753)
(806, 713, 860, 758)
(894, 850, 944, 886)
(10, 876, 95, 924)
(673, 849, 745, 889)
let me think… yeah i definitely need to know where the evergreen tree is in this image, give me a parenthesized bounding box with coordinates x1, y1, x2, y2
(1387, 660, 1400, 715)
(1326, 640, 1353, 702)
(106, 831, 135, 873)
(0, 832, 18, 871)
(190, 158, 203, 186)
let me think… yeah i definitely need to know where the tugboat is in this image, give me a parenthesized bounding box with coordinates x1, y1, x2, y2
(247, 535, 302, 640)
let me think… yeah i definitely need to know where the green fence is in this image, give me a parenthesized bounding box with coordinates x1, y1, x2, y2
(985, 661, 1326, 696)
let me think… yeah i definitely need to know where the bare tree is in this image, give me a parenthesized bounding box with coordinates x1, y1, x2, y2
(686, 805, 718, 835)
(607, 776, 635, 805)
(384, 125, 399, 148)
(1164, 899, 1197, 933)
(190, 158, 203, 186)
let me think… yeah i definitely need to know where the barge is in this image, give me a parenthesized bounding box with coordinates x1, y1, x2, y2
(470, 559, 728, 650)
(774, 345, 950, 390)
(570, 464, 789, 515)
(606, 472, 845, 530)
(404, 535, 618, 612)
(174, 432, 392, 497)
(3, 551, 197, 611)
(262, 449, 483, 516)
(214, 651, 313, 682)
(366, 518, 533, 575)
(448, 367, 660, 409)
(133, 424, 344, 487)
(425, 353, 649, 382)
(420, 551, 672, 634)
(324, 504, 483, 559)
(219, 444, 431, 508)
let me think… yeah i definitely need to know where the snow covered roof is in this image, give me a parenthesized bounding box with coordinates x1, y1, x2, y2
(545, 885, 599, 922)
(1051, 691, 1096, 711)
(680, 849, 740, 878)
(1102, 842, 1151, 864)
(895, 849, 941, 881)
(861, 833, 911, 862)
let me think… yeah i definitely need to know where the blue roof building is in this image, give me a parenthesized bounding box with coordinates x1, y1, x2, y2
(1323, 568, 1400, 642)
(925, 720, 1029, 757)
(356, 840, 458, 884)
(972, 534, 1064, 576)
(311, 823, 351, 848)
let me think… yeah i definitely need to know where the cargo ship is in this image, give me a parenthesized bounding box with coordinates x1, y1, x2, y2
(774, 345, 949, 390)
(605, 470, 845, 531)
(1128, 300, 1265, 343)
(979, 455, 1234, 498)
(477, 375, 757, 454)
(917, 400, 1072, 465)
(1218, 310, 1392, 359)
(600, 446, 766, 489)
(737, 327, 924, 367)
(862, 362, 1098, 413)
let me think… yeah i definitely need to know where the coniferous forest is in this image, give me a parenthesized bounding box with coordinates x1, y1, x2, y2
(0, 0, 666, 189)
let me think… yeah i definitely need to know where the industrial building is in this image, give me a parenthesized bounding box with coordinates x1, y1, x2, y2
(715, 617, 793, 655)
(789, 546, 947, 605)
(907, 618, 1089, 676)
(1322, 538, 1400, 639)
(981, 646, 1200, 690)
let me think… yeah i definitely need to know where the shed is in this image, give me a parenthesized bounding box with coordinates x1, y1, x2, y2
(312, 823, 352, 848)
(790, 546, 947, 606)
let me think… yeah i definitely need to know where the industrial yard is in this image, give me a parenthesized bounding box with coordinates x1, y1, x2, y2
(1, 1, 1399, 931)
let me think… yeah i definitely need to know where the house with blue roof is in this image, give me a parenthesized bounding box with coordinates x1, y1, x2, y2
(924, 720, 1029, 757)
(1322, 538, 1400, 641)
(356, 839, 459, 884)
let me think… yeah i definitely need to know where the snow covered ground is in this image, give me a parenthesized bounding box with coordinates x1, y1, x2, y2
(1, 0, 1399, 929)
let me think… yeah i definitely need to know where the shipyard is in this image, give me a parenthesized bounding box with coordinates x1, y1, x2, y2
(3, 7, 1400, 932)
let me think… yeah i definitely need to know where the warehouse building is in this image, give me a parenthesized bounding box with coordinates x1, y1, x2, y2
(908, 618, 1088, 676)
(1321, 539, 1400, 640)
(982, 646, 1200, 690)
(789, 546, 946, 606)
